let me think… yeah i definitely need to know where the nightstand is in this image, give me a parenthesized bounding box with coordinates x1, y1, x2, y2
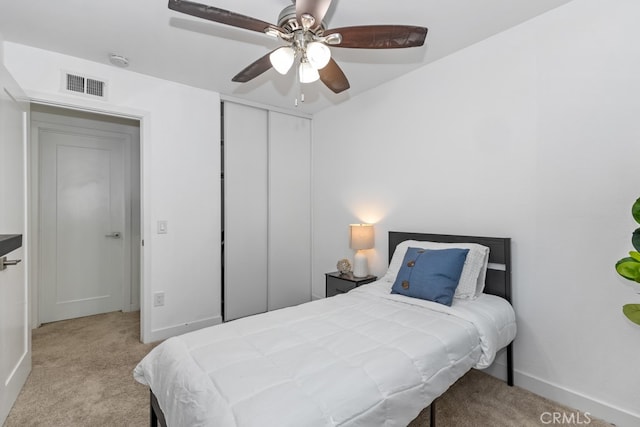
(325, 271, 377, 297)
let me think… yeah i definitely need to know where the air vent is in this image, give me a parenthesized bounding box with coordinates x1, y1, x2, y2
(86, 78, 105, 97)
(66, 74, 85, 93)
(62, 72, 107, 99)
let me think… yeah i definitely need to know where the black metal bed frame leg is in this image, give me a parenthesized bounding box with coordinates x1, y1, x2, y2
(430, 398, 437, 427)
(150, 391, 158, 427)
(507, 342, 514, 386)
(428, 343, 512, 427)
(150, 390, 167, 427)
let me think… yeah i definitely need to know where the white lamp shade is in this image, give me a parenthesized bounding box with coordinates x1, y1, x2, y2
(306, 42, 331, 69)
(350, 224, 374, 250)
(299, 60, 320, 83)
(269, 46, 295, 75)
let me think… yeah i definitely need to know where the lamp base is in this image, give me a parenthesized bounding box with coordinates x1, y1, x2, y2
(353, 250, 369, 278)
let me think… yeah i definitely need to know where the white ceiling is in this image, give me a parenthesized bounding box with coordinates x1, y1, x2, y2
(0, 0, 573, 113)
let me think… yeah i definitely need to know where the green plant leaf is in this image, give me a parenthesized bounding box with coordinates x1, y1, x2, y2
(615, 257, 640, 281)
(623, 304, 640, 325)
(633, 228, 640, 252)
(633, 198, 640, 224)
(630, 251, 640, 262)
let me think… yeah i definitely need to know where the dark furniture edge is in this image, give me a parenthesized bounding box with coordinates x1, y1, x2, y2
(325, 271, 377, 282)
(0, 234, 22, 257)
(150, 391, 166, 427)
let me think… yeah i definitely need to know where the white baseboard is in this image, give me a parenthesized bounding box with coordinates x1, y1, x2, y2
(484, 361, 640, 427)
(123, 303, 140, 313)
(148, 315, 222, 343)
(311, 293, 323, 301)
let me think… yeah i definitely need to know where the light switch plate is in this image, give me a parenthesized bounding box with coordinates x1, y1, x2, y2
(157, 220, 168, 234)
(153, 292, 165, 307)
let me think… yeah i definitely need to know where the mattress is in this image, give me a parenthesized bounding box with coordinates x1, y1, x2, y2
(134, 280, 516, 427)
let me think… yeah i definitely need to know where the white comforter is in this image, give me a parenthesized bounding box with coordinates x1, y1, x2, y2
(134, 280, 516, 427)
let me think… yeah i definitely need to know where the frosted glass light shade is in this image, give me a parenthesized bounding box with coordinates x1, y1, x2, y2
(299, 60, 320, 83)
(306, 42, 331, 69)
(350, 224, 374, 250)
(269, 46, 295, 75)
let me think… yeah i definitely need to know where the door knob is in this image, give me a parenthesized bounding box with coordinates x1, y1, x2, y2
(105, 232, 122, 238)
(0, 256, 22, 272)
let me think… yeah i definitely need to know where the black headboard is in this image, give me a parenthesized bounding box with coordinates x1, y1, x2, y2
(388, 231, 512, 303)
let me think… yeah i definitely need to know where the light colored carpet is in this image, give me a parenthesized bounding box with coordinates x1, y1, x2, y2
(5, 311, 613, 427)
(4, 311, 158, 427)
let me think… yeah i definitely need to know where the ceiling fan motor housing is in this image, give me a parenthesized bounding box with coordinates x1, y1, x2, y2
(278, 5, 325, 34)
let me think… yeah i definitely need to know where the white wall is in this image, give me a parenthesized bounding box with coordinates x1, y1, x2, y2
(3, 42, 221, 343)
(312, 0, 640, 425)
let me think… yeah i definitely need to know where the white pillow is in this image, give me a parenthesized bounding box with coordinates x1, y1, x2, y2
(382, 240, 490, 298)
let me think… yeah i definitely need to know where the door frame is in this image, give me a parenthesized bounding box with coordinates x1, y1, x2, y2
(31, 108, 140, 325)
(0, 63, 31, 425)
(24, 97, 148, 342)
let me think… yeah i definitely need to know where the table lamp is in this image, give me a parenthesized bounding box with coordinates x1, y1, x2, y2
(350, 224, 374, 277)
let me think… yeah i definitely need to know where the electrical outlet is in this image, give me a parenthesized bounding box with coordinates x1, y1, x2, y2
(153, 292, 165, 307)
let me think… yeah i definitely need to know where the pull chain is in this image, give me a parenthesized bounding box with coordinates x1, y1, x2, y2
(294, 57, 305, 107)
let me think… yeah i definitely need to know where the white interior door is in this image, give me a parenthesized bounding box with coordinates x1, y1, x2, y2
(38, 123, 128, 323)
(0, 64, 30, 424)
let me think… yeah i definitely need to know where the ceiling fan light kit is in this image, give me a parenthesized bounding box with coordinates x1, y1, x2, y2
(306, 41, 331, 69)
(299, 59, 320, 83)
(270, 46, 295, 75)
(267, 25, 331, 83)
(167, 0, 428, 94)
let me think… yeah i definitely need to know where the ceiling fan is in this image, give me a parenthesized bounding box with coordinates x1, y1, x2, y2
(168, 0, 428, 94)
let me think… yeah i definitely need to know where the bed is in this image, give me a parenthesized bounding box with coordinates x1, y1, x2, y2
(135, 232, 516, 427)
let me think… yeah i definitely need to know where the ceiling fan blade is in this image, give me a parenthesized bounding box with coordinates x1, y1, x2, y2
(296, 0, 333, 29)
(168, 0, 281, 34)
(318, 59, 350, 94)
(232, 51, 275, 83)
(325, 25, 428, 49)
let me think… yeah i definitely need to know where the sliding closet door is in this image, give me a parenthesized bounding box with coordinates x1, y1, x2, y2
(268, 112, 311, 310)
(224, 103, 268, 321)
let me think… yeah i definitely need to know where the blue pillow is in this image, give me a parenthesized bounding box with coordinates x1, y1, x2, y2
(391, 247, 469, 306)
